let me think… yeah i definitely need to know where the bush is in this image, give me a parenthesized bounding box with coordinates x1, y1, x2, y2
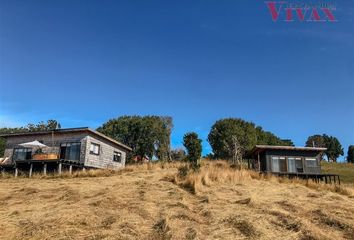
(183, 132, 202, 170)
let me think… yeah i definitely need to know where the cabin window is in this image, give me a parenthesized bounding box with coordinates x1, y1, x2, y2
(271, 156, 279, 172)
(272, 156, 287, 172)
(113, 151, 122, 163)
(13, 148, 32, 160)
(279, 157, 286, 172)
(288, 157, 303, 173)
(288, 157, 296, 173)
(295, 158, 303, 172)
(90, 143, 100, 155)
(305, 158, 317, 167)
(60, 142, 81, 160)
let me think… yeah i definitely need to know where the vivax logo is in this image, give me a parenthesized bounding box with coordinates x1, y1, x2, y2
(265, 1, 337, 22)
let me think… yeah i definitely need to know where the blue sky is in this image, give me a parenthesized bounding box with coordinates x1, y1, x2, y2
(0, 1, 353, 160)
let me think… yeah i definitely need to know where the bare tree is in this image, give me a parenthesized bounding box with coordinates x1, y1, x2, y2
(223, 135, 243, 168)
(232, 136, 243, 167)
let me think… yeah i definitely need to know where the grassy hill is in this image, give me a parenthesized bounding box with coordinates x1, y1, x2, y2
(321, 162, 354, 184)
(0, 161, 353, 240)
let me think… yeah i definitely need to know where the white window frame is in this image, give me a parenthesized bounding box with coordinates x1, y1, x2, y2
(90, 143, 100, 155)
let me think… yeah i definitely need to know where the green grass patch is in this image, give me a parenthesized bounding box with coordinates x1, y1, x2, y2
(321, 162, 354, 184)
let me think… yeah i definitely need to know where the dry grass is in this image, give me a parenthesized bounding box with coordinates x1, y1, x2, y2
(0, 160, 353, 239)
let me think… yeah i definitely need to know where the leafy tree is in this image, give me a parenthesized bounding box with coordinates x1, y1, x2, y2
(281, 139, 294, 146)
(347, 145, 354, 163)
(305, 134, 326, 161)
(208, 119, 256, 159)
(305, 135, 326, 148)
(170, 148, 186, 161)
(183, 132, 202, 169)
(0, 120, 61, 157)
(208, 118, 292, 159)
(255, 127, 290, 146)
(97, 116, 173, 162)
(322, 134, 343, 162)
(305, 134, 344, 162)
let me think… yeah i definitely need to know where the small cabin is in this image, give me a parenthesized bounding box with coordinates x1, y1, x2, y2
(250, 145, 326, 174)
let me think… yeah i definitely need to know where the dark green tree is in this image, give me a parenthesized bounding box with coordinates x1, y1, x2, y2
(97, 115, 173, 162)
(305, 134, 326, 161)
(322, 134, 344, 162)
(208, 118, 292, 159)
(281, 139, 295, 146)
(183, 132, 202, 169)
(347, 145, 354, 163)
(208, 118, 256, 159)
(255, 127, 291, 146)
(305, 135, 326, 148)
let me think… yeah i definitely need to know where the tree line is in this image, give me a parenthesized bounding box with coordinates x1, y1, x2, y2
(0, 117, 353, 163)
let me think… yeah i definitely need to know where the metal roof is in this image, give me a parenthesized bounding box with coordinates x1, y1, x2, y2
(0, 127, 132, 151)
(251, 145, 327, 154)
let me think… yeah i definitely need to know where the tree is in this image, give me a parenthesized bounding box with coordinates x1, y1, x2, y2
(281, 139, 295, 146)
(347, 145, 354, 163)
(97, 115, 173, 162)
(208, 118, 256, 159)
(305, 134, 344, 162)
(230, 135, 243, 167)
(208, 118, 292, 160)
(305, 135, 326, 148)
(322, 134, 343, 162)
(183, 132, 202, 169)
(305, 135, 326, 161)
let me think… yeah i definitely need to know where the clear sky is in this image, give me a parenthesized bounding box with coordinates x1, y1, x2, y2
(0, 1, 353, 160)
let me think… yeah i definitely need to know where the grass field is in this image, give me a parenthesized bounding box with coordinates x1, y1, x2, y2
(0, 161, 353, 240)
(321, 162, 354, 184)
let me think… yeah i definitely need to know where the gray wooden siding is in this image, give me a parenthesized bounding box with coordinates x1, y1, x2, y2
(84, 134, 126, 169)
(3, 132, 87, 164)
(263, 149, 321, 174)
(3, 132, 128, 170)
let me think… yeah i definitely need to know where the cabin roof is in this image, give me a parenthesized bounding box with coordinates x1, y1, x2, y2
(251, 145, 327, 155)
(0, 127, 132, 151)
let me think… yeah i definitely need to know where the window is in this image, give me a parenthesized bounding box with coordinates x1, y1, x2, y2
(279, 157, 286, 172)
(13, 148, 32, 160)
(271, 156, 280, 172)
(295, 158, 303, 172)
(305, 158, 317, 167)
(90, 143, 100, 155)
(272, 156, 287, 172)
(288, 157, 303, 173)
(113, 151, 122, 162)
(288, 157, 296, 173)
(60, 142, 81, 160)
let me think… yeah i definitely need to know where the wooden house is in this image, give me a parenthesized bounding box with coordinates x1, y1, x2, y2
(250, 145, 340, 183)
(0, 127, 132, 176)
(250, 145, 326, 174)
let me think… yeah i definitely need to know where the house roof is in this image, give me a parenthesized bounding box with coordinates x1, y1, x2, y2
(251, 145, 327, 155)
(0, 127, 132, 151)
